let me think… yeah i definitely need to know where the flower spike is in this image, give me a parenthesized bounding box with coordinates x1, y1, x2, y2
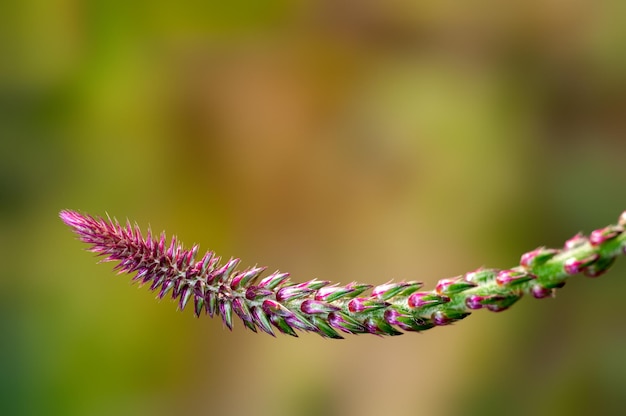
(60, 210, 626, 338)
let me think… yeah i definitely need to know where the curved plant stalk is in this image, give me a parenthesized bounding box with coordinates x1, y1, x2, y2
(60, 210, 626, 338)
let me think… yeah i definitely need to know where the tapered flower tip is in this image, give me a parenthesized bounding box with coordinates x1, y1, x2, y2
(59, 210, 84, 228)
(60, 210, 100, 239)
(60, 210, 106, 236)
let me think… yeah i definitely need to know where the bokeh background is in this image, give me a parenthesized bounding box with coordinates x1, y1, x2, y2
(2, 1, 626, 415)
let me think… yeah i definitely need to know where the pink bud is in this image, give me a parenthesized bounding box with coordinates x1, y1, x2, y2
(276, 285, 313, 302)
(465, 295, 485, 310)
(407, 292, 449, 308)
(531, 285, 553, 299)
(435, 279, 455, 294)
(432, 311, 451, 326)
(300, 299, 339, 315)
(496, 269, 534, 286)
(589, 226, 621, 246)
(371, 282, 415, 300)
(363, 318, 390, 335)
(258, 272, 290, 289)
(520, 248, 558, 268)
(564, 254, 599, 274)
(464, 268, 497, 284)
(435, 278, 475, 295)
(564, 233, 587, 250)
(328, 312, 366, 334)
(383, 309, 402, 325)
(348, 298, 367, 313)
(347, 298, 388, 313)
(245, 286, 273, 300)
(314, 285, 355, 302)
(486, 303, 510, 312)
(230, 267, 265, 290)
(261, 299, 282, 315)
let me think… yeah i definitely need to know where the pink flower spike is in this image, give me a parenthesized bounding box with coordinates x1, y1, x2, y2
(60, 209, 626, 338)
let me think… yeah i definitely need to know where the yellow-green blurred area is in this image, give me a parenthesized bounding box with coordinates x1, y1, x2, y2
(2, 0, 626, 415)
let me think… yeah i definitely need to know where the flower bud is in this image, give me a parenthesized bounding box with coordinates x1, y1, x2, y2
(244, 286, 273, 300)
(208, 258, 240, 284)
(230, 266, 266, 290)
(363, 317, 402, 336)
(530, 285, 553, 299)
(464, 268, 497, 284)
(276, 285, 314, 302)
(563, 254, 599, 274)
(205, 291, 217, 317)
(315, 285, 355, 302)
(233, 297, 253, 323)
(311, 316, 343, 339)
(347, 297, 389, 313)
(300, 299, 340, 315)
(269, 315, 297, 337)
(589, 226, 622, 246)
(251, 306, 274, 336)
(328, 312, 366, 334)
(432, 311, 451, 326)
(343, 282, 373, 299)
(465, 295, 485, 310)
(219, 300, 233, 330)
(564, 233, 587, 250)
(436, 278, 476, 295)
(193, 294, 204, 317)
(372, 281, 421, 300)
(583, 256, 615, 278)
(383, 309, 434, 332)
(480, 294, 520, 312)
(178, 285, 192, 310)
(496, 269, 535, 286)
(407, 292, 450, 308)
(520, 248, 558, 268)
(257, 272, 290, 290)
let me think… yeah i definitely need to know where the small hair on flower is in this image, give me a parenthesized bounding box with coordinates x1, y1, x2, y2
(60, 210, 626, 338)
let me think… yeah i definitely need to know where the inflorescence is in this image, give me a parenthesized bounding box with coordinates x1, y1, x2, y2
(60, 210, 626, 338)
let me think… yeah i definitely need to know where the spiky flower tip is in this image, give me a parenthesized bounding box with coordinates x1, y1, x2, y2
(60, 210, 626, 339)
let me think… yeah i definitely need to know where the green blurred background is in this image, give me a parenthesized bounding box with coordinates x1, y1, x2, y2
(2, 1, 626, 415)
